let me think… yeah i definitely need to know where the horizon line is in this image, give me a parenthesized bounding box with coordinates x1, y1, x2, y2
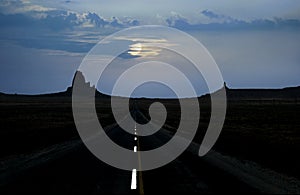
(1, 84, 300, 99)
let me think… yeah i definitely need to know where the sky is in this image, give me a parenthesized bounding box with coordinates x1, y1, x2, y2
(0, 0, 300, 97)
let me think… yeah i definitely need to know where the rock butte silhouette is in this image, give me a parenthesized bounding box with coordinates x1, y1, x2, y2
(0, 70, 299, 101)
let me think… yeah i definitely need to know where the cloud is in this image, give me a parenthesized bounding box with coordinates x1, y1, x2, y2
(0, 10, 81, 30)
(114, 36, 168, 44)
(166, 12, 190, 28)
(201, 10, 221, 19)
(0, 0, 140, 29)
(0, 11, 96, 53)
(201, 9, 235, 22)
(85, 12, 108, 27)
(42, 11, 80, 30)
(0, 13, 35, 27)
(110, 16, 123, 28)
(122, 17, 140, 26)
(0, 1, 141, 53)
(0, 0, 56, 14)
(16, 4, 55, 13)
(166, 10, 300, 30)
(114, 36, 176, 59)
(1, 1, 299, 57)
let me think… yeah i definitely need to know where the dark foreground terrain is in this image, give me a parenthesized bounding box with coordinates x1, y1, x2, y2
(0, 86, 300, 194)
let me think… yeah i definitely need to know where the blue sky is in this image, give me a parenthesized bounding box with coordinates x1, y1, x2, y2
(0, 0, 300, 96)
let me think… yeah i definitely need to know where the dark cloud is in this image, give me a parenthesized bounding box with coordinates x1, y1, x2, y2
(86, 12, 108, 27)
(201, 10, 234, 21)
(17, 37, 95, 53)
(43, 11, 80, 30)
(123, 17, 139, 26)
(166, 10, 300, 30)
(0, 8, 140, 31)
(0, 11, 80, 30)
(274, 17, 300, 28)
(110, 16, 123, 28)
(201, 10, 223, 20)
(166, 12, 189, 27)
(0, 10, 141, 53)
(0, 13, 35, 27)
(1, 7, 299, 56)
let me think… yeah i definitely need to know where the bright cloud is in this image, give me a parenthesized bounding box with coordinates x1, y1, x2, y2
(0, 0, 56, 14)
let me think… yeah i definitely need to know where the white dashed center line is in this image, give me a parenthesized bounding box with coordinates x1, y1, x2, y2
(131, 169, 137, 190)
(131, 122, 139, 190)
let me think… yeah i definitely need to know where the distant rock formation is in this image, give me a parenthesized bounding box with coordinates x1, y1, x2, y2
(68, 71, 109, 98)
(0, 71, 299, 101)
(225, 86, 300, 101)
(71, 71, 94, 88)
(200, 82, 300, 102)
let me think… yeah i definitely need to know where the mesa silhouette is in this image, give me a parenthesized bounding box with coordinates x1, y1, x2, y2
(0, 70, 299, 101)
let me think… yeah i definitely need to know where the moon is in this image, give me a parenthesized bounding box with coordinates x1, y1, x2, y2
(128, 43, 143, 56)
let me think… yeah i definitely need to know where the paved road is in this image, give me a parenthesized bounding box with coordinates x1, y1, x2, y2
(0, 105, 299, 194)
